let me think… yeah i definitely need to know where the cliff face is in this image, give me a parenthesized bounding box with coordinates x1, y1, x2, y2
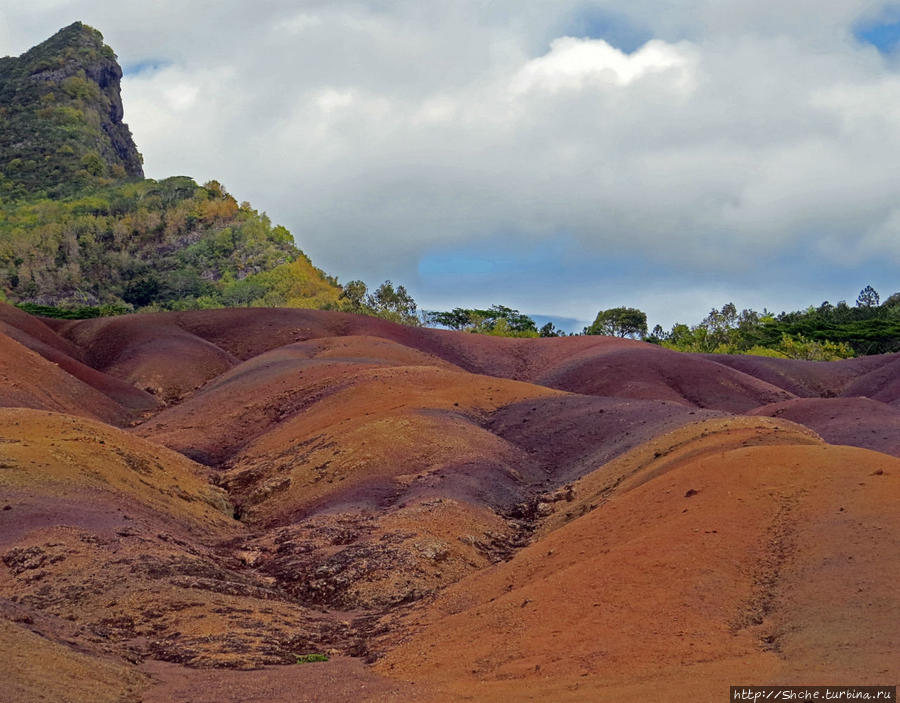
(0, 22, 143, 198)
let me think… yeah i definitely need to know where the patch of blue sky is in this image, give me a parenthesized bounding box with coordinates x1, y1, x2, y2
(854, 8, 900, 53)
(416, 232, 655, 320)
(416, 231, 635, 282)
(530, 314, 589, 335)
(123, 59, 171, 76)
(418, 233, 576, 277)
(757, 231, 899, 307)
(557, 4, 653, 53)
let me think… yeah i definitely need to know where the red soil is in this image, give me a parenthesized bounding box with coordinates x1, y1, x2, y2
(0, 332, 129, 424)
(1, 306, 897, 702)
(140, 658, 435, 703)
(0, 302, 85, 359)
(839, 353, 900, 405)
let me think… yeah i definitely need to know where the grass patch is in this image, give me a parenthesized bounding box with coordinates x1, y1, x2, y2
(295, 653, 329, 664)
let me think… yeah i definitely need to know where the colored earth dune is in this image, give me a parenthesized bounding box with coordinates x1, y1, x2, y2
(1, 303, 898, 702)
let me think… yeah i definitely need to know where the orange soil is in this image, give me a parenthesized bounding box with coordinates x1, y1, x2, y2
(0, 408, 235, 537)
(0, 307, 897, 702)
(378, 437, 900, 700)
(2, 617, 147, 703)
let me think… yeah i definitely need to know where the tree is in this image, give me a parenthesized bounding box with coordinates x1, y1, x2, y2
(425, 304, 538, 337)
(426, 308, 471, 330)
(338, 280, 368, 312)
(336, 279, 420, 325)
(585, 307, 648, 339)
(122, 276, 160, 307)
(856, 285, 880, 308)
(366, 280, 419, 325)
(221, 277, 266, 307)
(645, 324, 666, 344)
(486, 305, 537, 333)
(539, 321, 564, 337)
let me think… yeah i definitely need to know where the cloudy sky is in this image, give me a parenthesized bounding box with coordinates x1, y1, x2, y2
(3, 2, 900, 329)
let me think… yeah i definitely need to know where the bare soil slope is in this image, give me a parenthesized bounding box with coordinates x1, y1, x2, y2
(1, 307, 897, 702)
(379, 423, 900, 701)
(749, 396, 900, 457)
(0, 332, 130, 424)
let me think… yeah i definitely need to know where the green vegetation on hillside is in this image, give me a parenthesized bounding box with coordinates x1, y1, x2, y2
(0, 177, 340, 311)
(3, 23, 897, 353)
(0, 22, 373, 319)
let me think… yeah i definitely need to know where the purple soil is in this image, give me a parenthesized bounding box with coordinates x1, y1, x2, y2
(140, 658, 431, 703)
(53, 313, 239, 403)
(0, 489, 189, 548)
(0, 322, 158, 413)
(0, 332, 130, 424)
(74, 307, 629, 382)
(702, 351, 900, 399)
(52, 307, 899, 413)
(748, 396, 900, 457)
(165, 306, 565, 377)
(280, 451, 539, 521)
(142, 308, 448, 364)
(0, 302, 85, 360)
(165, 309, 885, 410)
(536, 345, 795, 412)
(3, 306, 899, 701)
(839, 353, 900, 405)
(333, 394, 728, 516)
(136, 356, 387, 466)
(487, 395, 726, 484)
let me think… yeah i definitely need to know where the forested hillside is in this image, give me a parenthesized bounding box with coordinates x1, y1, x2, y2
(0, 176, 339, 310)
(0, 23, 341, 312)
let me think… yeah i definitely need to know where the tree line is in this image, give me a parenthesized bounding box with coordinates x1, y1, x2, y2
(422, 286, 899, 360)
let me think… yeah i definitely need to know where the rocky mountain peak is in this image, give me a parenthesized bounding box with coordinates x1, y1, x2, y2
(0, 22, 143, 198)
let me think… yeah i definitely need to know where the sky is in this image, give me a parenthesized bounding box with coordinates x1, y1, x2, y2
(2, 1, 899, 331)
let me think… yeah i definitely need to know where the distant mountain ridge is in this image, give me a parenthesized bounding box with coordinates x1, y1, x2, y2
(0, 23, 341, 312)
(0, 22, 143, 198)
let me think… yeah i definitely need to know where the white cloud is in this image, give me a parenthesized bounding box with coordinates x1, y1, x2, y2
(3, 1, 900, 325)
(510, 37, 696, 93)
(273, 12, 323, 35)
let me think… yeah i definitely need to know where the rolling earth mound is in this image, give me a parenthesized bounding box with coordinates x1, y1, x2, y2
(0, 332, 130, 424)
(1, 307, 898, 702)
(704, 351, 900, 400)
(0, 302, 86, 359)
(52, 313, 239, 404)
(535, 345, 795, 411)
(0, 302, 157, 416)
(748, 396, 900, 457)
(838, 353, 900, 405)
(377, 433, 900, 701)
